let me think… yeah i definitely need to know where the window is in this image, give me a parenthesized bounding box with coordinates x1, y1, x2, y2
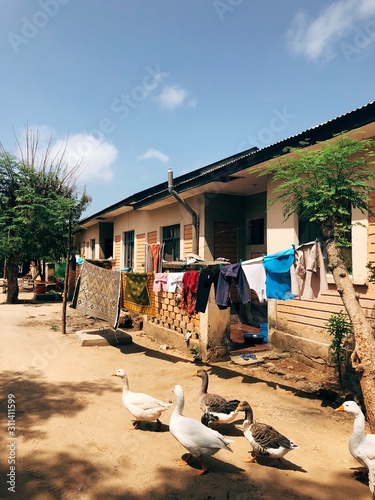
(298, 219, 322, 245)
(90, 239, 95, 259)
(163, 224, 180, 261)
(123, 230, 134, 270)
(104, 238, 113, 259)
(246, 218, 264, 245)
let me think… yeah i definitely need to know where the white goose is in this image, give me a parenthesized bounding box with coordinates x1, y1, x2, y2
(194, 368, 241, 426)
(169, 384, 234, 475)
(236, 401, 298, 463)
(335, 400, 375, 497)
(112, 369, 172, 430)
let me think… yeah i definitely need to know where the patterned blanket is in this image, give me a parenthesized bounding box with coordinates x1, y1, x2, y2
(71, 260, 121, 329)
(121, 272, 156, 316)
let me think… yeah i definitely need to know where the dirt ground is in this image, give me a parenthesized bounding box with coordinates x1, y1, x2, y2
(0, 285, 372, 500)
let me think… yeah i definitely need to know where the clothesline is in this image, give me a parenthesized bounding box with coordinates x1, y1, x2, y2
(71, 241, 328, 327)
(151, 239, 328, 315)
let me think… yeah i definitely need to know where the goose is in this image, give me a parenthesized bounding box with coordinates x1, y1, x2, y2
(169, 384, 234, 475)
(194, 368, 241, 426)
(112, 369, 172, 430)
(236, 401, 298, 463)
(335, 400, 375, 497)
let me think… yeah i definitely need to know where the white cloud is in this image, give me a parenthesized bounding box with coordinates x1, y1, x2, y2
(54, 134, 118, 183)
(286, 0, 375, 61)
(154, 85, 190, 109)
(137, 148, 169, 163)
(15, 126, 118, 184)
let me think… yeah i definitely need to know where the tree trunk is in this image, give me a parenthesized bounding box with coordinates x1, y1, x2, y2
(62, 251, 70, 335)
(326, 240, 375, 431)
(6, 253, 20, 303)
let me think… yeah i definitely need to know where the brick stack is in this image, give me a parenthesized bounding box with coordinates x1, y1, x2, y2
(150, 290, 200, 340)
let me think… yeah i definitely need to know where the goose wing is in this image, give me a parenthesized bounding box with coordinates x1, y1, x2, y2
(126, 391, 172, 412)
(203, 394, 240, 414)
(251, 422, 296, 450)
(171, 414, 233, 452)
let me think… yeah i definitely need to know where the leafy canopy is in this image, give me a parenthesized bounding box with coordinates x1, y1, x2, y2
(257, 134, 375, 245)
(0, 147, 90, 263)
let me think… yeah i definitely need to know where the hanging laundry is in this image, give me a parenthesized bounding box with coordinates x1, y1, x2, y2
(166, 271, 184, 293)
(144, 243, 165, 273)
(71, 260, 121, 329)
(121, 272, 156, 316)
(153, 272, 168, 293)
(241, 257, 267, 303)
(263, 248, 297, 301)
(181, 270, 200, 316)
(195, 264, 221, 313)
(291, 241, 328, 300)
(215, 263, 251, 309)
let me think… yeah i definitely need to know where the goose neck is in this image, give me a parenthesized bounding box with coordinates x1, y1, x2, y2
(352, 410, 366, 435)
(244, 407, 254, 424)
(200, 372, 209, 394)
(174, 393, 184, 416)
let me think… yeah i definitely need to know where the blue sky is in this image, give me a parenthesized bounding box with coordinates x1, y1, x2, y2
(1, 0, 375, 217)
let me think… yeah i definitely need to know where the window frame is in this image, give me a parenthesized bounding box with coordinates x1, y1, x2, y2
(123, 230, 135, 271)
(162, 224, 180, 262)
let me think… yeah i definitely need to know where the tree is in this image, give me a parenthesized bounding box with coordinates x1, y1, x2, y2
(259, 133, 375, 431)
(0, 130, 90, 303)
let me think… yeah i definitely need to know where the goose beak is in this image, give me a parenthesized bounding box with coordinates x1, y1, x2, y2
(335, 405, 344, 412)
(111, 372, 118, 377)
(235, 404, 241, 412)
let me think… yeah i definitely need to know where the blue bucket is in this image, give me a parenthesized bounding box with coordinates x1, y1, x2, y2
(259, 323, 268, 343)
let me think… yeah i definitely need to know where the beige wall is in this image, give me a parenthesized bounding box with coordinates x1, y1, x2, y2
(78, 226, 99, 259)
(112, 195, 204, 270)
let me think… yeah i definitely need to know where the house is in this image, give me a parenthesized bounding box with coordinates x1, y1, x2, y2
(75, 101, 375, 368)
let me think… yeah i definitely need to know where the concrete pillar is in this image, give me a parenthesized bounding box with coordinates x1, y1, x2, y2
(199, 286, 231, 363)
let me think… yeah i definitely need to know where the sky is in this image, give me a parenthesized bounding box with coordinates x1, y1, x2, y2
(1, 0, 375, 218)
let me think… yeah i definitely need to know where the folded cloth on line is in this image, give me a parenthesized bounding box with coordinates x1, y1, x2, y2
(121, 272, 156, 316)
(166, 272, 184, 293)
(153, 272, 168, 293)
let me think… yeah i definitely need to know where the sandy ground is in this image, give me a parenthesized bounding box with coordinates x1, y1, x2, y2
(0, 287, 372, 500)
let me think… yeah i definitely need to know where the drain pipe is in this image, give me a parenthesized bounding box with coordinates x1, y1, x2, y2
(167, 168, 198, 255)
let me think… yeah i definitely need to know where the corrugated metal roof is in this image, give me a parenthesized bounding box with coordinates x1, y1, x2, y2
(80, 100, 375, 224)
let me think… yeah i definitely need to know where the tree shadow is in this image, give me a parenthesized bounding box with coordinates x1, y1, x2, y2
(0, 453, 366, 500)
(0, 451, 114, 500)
(0, 369, 117, 440)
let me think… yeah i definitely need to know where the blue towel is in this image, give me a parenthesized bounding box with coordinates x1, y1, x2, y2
(263, 248, 297, 300)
